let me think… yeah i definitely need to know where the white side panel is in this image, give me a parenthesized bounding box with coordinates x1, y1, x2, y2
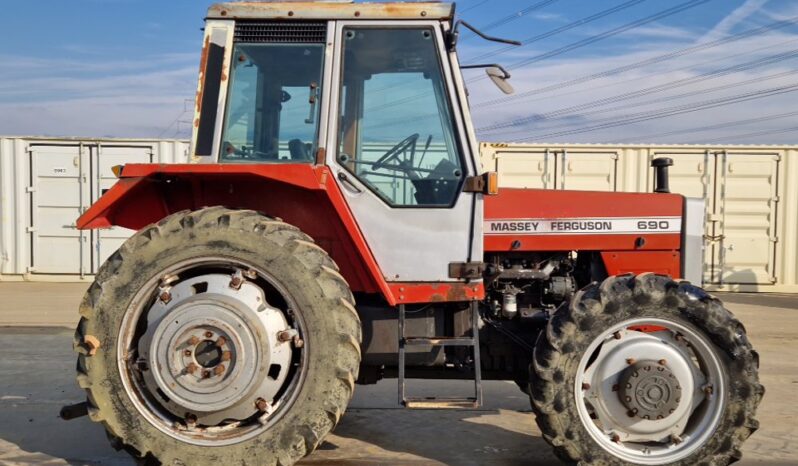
(91, 145, 154, 272)
(30, 145, 90, 274)
(560, 150, 618, 192)
(491, 149, 552, 189)
(717, 152, 780, 285)
(0, 138, 13, 275)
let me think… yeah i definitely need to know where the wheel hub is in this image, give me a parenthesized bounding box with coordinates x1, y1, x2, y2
(618, 360, 682, 420)
(138, 273, 296, 426)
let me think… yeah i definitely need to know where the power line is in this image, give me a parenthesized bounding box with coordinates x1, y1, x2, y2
(473, 15, 798, 109)
(466, 0, 648, 63)
(459, 0, 489, 14)
(602, 110, 798, 143)
(461, 0, 560, 42)
(467, 0, 711, 84)
(479, 46, 798, 133)
(689, 124, 798, 144)
(506, 82, 798, 141)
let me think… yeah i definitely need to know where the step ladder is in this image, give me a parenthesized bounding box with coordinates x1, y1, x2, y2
(398, 300, 483, 409)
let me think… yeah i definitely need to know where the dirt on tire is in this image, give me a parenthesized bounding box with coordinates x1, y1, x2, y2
(530, 273, 763, 465)
(73, 207, 362, 466)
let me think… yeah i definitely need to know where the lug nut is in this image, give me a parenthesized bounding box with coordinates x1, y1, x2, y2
(293, 336, 305, 348)
(185, 413, 197, 426)
(581, 382, 591, 391)
(215, 336, 227, 347)
(185, 363, 198, 375)
(277, 330, 294, 342)
(159, 290, 172, 304)
(230, 276, 243, 289)
(627, 408, 638, 417)
(704, 384, 714, 397)
(626, 358, 636, 365)
(202, 370, 211, 379)
(221, 351, 232, 362)
(213, 365, 226, 377)
(658, 359, 667, 366)
(613, 331, 622, 340)
(204, 331, 213, 338)
(183, 349, 192, 357)
(610, 432, 621, 443)
(187, 336, 200, 346)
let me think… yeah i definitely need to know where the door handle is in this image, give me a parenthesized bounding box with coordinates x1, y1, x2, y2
(337, 172, 363, 194)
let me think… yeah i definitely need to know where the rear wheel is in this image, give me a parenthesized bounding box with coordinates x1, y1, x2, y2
(531, 274, 762, 465)
(74, 208, 361, 465)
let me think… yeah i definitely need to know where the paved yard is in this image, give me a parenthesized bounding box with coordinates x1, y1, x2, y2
(0, 283, 795, 465)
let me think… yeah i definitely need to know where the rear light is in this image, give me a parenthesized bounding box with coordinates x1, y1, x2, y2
(111, 165, 125, 178)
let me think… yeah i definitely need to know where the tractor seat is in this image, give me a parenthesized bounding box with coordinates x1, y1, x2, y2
(412, 159, 459, 205)
(289, 139, 313, 161)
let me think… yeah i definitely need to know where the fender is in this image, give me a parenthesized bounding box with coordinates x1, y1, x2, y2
(78, 163, 399, 301)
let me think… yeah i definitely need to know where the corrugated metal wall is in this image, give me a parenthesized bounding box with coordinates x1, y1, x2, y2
(480, 143, 798, 293)
(0, 137, 189, 280)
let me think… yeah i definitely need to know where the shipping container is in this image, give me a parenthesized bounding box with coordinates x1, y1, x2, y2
(0, 137, 189, 280)
(481, 142, 798, 293)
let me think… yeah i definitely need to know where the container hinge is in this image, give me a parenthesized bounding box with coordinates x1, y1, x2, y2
(25, 186, 36, 193)
(449, 262, 485, 279)
(25, 226, 37, 233)
(770, 236, 779, 243)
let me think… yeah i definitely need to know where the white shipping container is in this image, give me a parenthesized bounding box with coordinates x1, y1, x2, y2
(481, 142, 798, 293)
(0, 137, 189, 280)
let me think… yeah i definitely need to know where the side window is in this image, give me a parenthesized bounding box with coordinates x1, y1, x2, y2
(337, 28, 464, 207)
(220, 43, 324, 163)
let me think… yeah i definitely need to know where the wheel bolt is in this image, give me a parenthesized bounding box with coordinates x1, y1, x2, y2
(202, 370, 211, 379)
(277, 330, 293, 342)
(293, 336, 305, 348)
(658, 359, 667, 366)
(627, 408, 638, 417)
(581, 382, 591, 391)
(159, 291, 172, 304)
(183, 349, 192, 357)
(213, 365, 226, 377)
(221, 351, 232, 362)
(185, 363, 198, 375)
(187, 336, 200, 346)
(185, 413, 197, 426)
(610, 432, 621, 443)
(626, 358, 636, 365)
(204, 331, 213, 338)
(613, 331, 622, 340)
(215, 336, 227, 347)
(704, 384, 714, 397)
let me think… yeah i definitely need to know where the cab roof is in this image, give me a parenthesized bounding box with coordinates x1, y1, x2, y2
(207, 1, 454, 21)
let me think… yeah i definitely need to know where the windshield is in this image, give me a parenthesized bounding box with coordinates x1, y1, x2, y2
(337, 27, 464, 207)
(220, 43, 324, 163)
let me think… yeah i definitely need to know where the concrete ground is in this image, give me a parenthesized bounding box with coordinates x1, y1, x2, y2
(0, 283, 795, 465)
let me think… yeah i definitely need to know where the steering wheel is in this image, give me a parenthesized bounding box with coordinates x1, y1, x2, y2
(371, 133, 420, 172)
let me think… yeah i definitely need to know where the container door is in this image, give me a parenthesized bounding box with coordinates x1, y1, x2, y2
(650, 151, 714, 283)
(492, 149, 553, 189)
(90, 145, 154, 272)
(716, 152, 780, 285)
(29, 145, 91, 274)
(558, 150, 618, 191)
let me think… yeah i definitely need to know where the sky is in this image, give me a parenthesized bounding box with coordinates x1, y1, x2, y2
(1, 0, 797, 145)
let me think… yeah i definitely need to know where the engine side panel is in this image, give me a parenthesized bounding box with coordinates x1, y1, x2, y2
(484, 188, 684, 254)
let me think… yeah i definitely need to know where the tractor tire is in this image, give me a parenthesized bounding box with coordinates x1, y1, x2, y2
(73, 207, 362, 466)
(530, 273, 763, 465)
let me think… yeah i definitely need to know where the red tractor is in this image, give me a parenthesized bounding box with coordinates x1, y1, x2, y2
(69, 2, 762, 465)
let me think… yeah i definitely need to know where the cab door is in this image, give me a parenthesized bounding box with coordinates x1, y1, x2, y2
(327, 22, 481, 282)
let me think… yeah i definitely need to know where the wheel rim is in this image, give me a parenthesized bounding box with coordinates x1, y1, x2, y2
(117, 258, 307, 446)
(574, 317, 726, 464)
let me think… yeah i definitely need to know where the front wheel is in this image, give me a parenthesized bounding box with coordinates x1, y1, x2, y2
(531, 274, 763, 465)
(73, 208, 361, 465)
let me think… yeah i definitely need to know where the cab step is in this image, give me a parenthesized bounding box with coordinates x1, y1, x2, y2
(398, 301, 483, 409)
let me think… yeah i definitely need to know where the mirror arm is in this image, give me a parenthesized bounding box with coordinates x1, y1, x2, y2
(460, 63, 512, 79)
(448, 20, 521, 52)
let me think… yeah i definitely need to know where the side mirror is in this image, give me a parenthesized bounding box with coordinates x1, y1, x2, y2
(487, 67, 514, 95)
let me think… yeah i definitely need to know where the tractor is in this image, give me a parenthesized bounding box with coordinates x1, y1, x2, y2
(67, 2, 762, 465)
